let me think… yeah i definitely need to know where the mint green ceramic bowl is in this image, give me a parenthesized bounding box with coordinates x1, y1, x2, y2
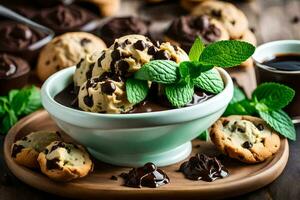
(41, 66, 233, 167)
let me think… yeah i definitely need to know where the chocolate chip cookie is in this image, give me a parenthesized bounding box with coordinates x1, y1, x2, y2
(11, 131, 61, 168)
(192, 1, 248, 39)
(37, 32, 106, 82)
(210, 115, 281, 163)
(38, 141, 93, 182)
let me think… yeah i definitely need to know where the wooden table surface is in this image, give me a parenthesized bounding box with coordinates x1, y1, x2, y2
(1, 0, 300, 199)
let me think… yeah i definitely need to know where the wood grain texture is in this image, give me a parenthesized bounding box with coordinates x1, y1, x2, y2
(3, 110, 289, 200)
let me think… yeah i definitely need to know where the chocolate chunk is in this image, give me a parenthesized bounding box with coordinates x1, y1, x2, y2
(180, 153, 229, 182)
(114, 42, 120, 50)
(250, 27, 256, 33)
(85, 63, 94, 80)
(110, 175, 118, 180)
(194, 15, 210, 30)
(147, 46, 157, 55)
(222, 120, 229, 127)
(117, 60, 129, 75)
(80, 38, 91, 46)
(237, 127, 245, 133)
(11, 144, 25, 158)
(154, 50, 170, 60)
(211, 9, 222, 18)
(242, 141, 253, 149)
(120, 162, 170, 188)
(76, 58, 83, 69)
(46, 158, 61, 170)
(111, 50, 121, 62)
(124, 39, 131, 45)
(101, 81, 116, 95)
(50, 141, 66, 152)
(291, 16, 299, 24)
(83, 95, 94, 107)
(231, 20, 236, 25)
(97, 53, 105, 67)
(256, 124, 264, 131)
(133, 40, 146, 51)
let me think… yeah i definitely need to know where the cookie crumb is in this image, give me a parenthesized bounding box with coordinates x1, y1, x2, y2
(110, 175, 118, 181)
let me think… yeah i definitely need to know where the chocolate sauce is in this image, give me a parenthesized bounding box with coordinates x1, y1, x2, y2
(54, 83, 214, 113)
(120, 162, 170, 188)
(262, 54, 300, 71)
(180, 153, 229, 182)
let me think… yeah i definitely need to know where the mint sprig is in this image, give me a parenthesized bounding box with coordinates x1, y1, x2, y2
(127, 37, 255, 107)
(126, 78, 149, 105)
(0, 86, 42, 134)
(223, 83, 296, 140)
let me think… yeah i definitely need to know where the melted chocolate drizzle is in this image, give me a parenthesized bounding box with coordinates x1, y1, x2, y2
(180, 153, 229, 182)
(120, 162, 170, 188)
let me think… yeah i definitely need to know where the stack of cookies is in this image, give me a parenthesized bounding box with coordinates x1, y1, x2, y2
(167, 0, 257, 67)
(11, 131, 93, 181)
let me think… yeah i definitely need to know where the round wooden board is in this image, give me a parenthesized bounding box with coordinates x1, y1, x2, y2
(4, 110, 289, 200)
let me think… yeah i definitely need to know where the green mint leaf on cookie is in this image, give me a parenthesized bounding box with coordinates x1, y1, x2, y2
(193, 68, 224, 94)
(259, 110, 296, 141)
(199, 40, 255, 67)
(126, 78, 149, 105)
(135, 60, 178, 84)
(165, 83, 194, 107)
(252, 83, 295, 110)
(189, 37, 205, 61)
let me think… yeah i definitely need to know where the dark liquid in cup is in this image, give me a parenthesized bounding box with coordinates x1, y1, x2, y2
(256, 53, 300, 118)
(262, 54, 300, 71)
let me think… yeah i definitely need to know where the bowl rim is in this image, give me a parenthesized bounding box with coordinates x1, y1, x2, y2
(41, 66, 233, 119)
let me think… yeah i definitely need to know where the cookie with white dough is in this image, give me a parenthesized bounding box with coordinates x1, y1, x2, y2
(210, 115, 281, 163)
(11, 131, 62, 168)
(38, 141, 93, 182)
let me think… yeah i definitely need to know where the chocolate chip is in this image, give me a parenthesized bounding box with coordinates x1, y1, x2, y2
(101, 81, 116, 95)
(124, 39, 131, 45)
(231, 20, 236, 25)
(84, 95, 94, 107)
(97, 53, 105, 67)
(242, 141, 253, 149)
(291, 16, 299, 24)
(46, 60, 50, 65)
(11, 144, 24, 158)
(147, 46, 157, 55)
(114, 42, 120, 50)
(111, 50, 121, 61)
(194, 15, 210, 30)
(46, 158, 61, 170)
(117, 60, 129, 75)
(44, 149, 49, 154)
(211, 9, 222, 18)
(133, 40, 146, 51)
(237, 127, 245, 133)
(222, 120, 229, 127)
(154, 50, 170, 60)
(256, 124, 264, 131)
(76, 58, 83, 69)
(250, 27, 256, 33)
(110, 175, 118, 180)
(80, 38, 91, 46)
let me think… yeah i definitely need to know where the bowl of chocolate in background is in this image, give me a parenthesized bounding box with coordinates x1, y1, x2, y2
(253, 40, 300, 122)
(41, 65, 233, 167)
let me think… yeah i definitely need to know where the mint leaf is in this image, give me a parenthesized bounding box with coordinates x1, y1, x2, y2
(10, 89, 30, 116)
(198, 130, 208, 141)
(259, 110, 296, 141)
(189, 37, 205, 61)
(135, 60, 178, 84)
(22, 86, 42, 115)
(8, 89, 19, 102)
(126, 78, 149, 105)
(0, 97, 8, 118)
(231, 85, 247, 104)
(199, 40, 255, 67)
(193, 68, 224, 94)
(1, 110, 17, 134)
(223, 99, 256, 116)
(165, 83, 194, 107)
(252, 83, 295, 110)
